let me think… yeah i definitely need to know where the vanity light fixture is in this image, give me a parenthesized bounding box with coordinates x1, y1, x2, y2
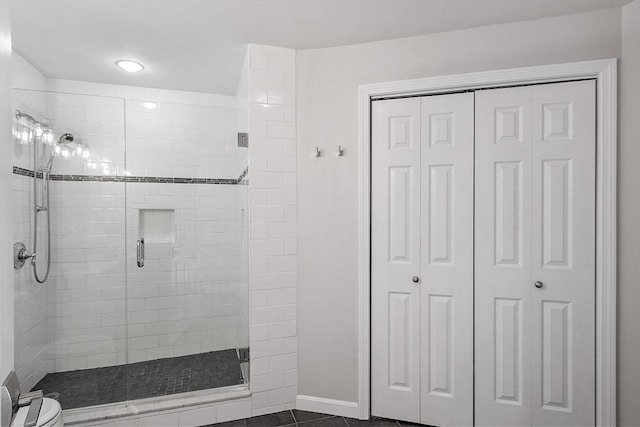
(116, 60, 144, 73)
(142, 102, 158, 110)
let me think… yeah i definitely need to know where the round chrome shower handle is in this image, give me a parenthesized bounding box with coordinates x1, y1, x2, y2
(14, 242, 35, 270)
(18, 248, 36, 263)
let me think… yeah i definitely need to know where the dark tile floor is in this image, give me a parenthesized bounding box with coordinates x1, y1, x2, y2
(201, 410, 433, 427)
(32, 349, 244, 410)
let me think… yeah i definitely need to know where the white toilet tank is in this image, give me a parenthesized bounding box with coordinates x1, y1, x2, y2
(10, 398, 63, 427)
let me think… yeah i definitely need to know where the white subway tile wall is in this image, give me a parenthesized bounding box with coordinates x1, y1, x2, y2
(13, 175, 52, 391)
(248, 45, 298, 417)
(124, 182, 247, 363)
(13, 89, 52, 392)
(45, 92, 125, 177)
(126, 100, 246, 179)
(46, 180, 127, 372)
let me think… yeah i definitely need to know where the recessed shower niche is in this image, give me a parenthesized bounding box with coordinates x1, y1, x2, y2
(139, 209, 175, 244)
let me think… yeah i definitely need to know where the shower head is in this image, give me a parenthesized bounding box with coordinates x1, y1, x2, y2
(15, 109, 40, 125)
(59, 133, 74, 144)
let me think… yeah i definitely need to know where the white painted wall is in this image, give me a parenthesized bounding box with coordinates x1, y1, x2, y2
(296, 7, 622, 405)
(12, 53, 46, 92)
(0, 5, 13, 420)
(618, 2, 640, 426)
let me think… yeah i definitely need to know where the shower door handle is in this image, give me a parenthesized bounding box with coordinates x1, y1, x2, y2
(137, 238, 145, 268)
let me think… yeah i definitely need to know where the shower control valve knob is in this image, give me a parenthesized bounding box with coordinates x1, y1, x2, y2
(412, 276, 420, 284)
(18, 248, 35, 262)
(14, 242, 35, 270)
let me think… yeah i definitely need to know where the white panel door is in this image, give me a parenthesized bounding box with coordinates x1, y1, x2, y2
(475, 81, 595, 426)
(372, 93, 474, 425)
(530, 80, 595, 426)
(372, 98, 422, 423)
(475, 86, 533, 426)
(420, 93, 474, 427)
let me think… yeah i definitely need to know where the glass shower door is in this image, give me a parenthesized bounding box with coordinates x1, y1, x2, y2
(124, 99, 249, 403)
(12, 89, 128, 410)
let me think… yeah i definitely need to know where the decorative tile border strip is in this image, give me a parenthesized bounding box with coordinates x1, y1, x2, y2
(13, 166, 34, 178)
(237, 166, 249, 182)
(237, 166, 249, 185)
(13, 166, 249, 185)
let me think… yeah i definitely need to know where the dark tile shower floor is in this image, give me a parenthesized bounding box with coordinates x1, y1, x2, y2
(31, 349, 244, 410)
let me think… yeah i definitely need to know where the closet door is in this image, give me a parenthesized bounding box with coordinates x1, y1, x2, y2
(371, 98, 422, 422)
(475, 80, 595, 426)
(371, 93, 474, 425)
(475, 86, 533, 426)
(530, 81, 595, 426)
(420, 93, 474, 427)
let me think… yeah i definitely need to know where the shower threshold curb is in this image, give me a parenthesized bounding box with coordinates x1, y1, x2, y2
(62, 384, 251, 425)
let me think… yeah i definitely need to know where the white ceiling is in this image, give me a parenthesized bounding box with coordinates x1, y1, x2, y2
(11, 0, 629, 95)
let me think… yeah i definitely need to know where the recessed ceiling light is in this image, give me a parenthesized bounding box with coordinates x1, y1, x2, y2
(116, 60, 144, 73)
(142, 102, 158, 110)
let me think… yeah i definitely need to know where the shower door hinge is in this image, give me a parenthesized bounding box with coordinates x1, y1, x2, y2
(237, 132, 249, 148)
(238, 347, 250, 362)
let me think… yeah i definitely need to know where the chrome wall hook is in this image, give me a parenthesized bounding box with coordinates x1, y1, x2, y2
(315, 147, 322, 157)
(337, 146, 345, 157)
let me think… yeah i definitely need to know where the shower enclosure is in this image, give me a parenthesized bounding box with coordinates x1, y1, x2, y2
(12, 88, 250, 412)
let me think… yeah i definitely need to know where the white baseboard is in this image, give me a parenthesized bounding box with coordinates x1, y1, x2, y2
(296, 395, 360, 419)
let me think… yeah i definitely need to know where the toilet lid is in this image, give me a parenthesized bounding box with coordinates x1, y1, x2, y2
(11, 397, 61, 427)
(37, 398, 61, 425)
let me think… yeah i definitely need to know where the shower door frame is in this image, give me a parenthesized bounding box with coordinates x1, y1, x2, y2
(357, 58, 617, 425)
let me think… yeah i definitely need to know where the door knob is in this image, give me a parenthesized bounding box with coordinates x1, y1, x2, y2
(534, 281, 544, 289)
(412, 276, 420, 283)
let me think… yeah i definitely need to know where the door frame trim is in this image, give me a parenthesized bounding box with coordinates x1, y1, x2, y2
(357, 58, 617, 425)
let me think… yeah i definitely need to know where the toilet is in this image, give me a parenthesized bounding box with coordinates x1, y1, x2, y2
(2, 372, 63, 427)
(9, 397, 63, 427)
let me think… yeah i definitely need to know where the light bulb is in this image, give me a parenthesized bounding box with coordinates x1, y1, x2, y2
(116, 60, 144, 73)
